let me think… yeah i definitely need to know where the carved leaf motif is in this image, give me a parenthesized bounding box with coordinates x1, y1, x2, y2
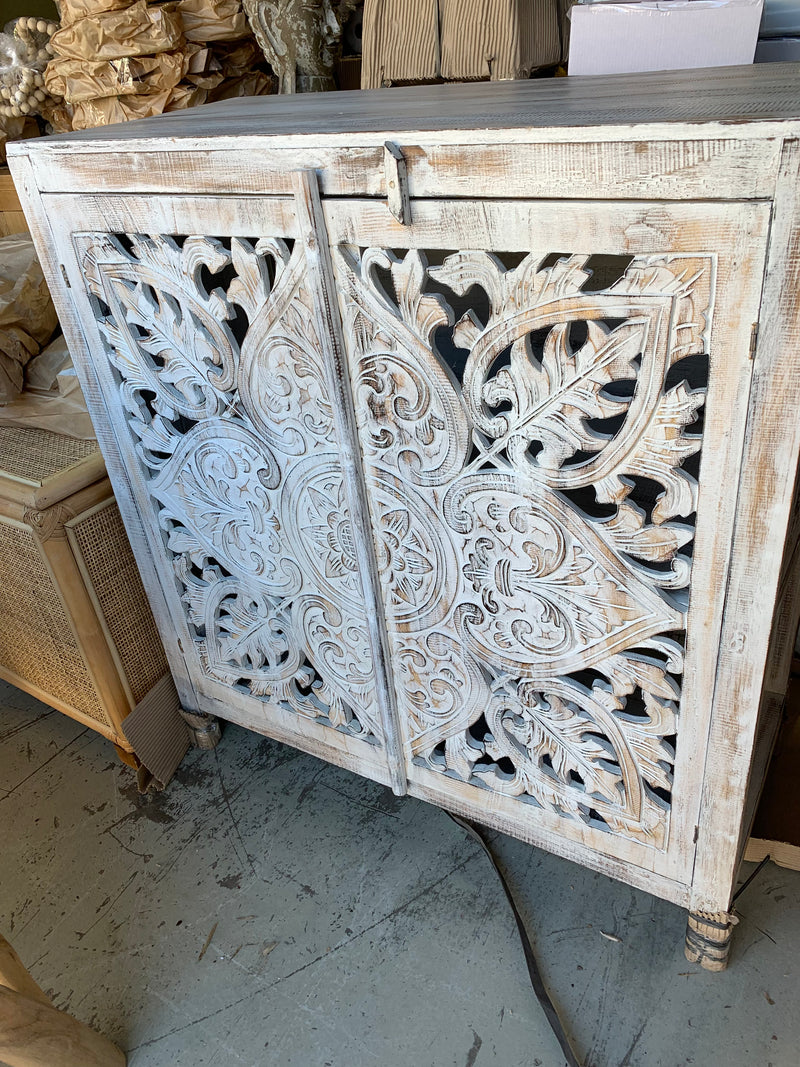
(281, 457, 372, 609)
(238, 244, 336, 455)
(401, 631, 491, 756)
(525, 320, 641, 468)
(335, 241, 714, 846)
(595, 503, 693, 588)
(82, 234, 238, 423)
(295, 597, 380, 737)
(126, 284, 229, 408)
(380, 509, 434, 606)
(608, 257, 711, 363)
(340, 245, 471, 486)
(484, 685, 621, 805)
(216, 594, 291, 673)
(197, 578, 301, 686)
(614, 692, 677, 796)
(595, 381, 703, 522)
(448, 474, 681, 676)
(370, 471, 457, 629)
(361, 247, 451, 342)
(152, 419, 305, 598)
(598, 503, 693, 562)
(597, 650, 681, 702)
(463, 312, 643, 462)
(227, 237, 292, 317)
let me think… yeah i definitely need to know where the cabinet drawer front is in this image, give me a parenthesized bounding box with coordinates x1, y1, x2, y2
(327, 197, 770, 881)
(47, 194, 394, 786)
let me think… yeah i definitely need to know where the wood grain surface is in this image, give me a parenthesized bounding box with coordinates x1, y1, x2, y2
(9, 63, 800, 149)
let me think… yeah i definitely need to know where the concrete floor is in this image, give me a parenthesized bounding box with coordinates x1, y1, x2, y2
(1, 679, 798, 1067)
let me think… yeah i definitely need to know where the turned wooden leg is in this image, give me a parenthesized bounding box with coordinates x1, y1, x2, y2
(684, 909, 739, 971)
(0, 935, 125, 1066)
(112, 745, 139, 770)
(179, 708, 222, 750)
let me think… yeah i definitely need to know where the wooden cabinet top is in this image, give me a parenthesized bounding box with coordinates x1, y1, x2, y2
(10, 62, 800, 153)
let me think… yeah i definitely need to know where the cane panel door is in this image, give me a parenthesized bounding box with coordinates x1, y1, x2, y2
(326, 197, 770, 882)
(48, 194, 395, 786)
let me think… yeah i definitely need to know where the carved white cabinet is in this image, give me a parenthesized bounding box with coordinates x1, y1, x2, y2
(10, 64, 800, 969)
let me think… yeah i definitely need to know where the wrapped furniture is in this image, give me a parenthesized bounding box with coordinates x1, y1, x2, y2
(10, 63, 800, 967)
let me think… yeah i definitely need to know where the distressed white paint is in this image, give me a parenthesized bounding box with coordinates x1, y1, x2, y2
(10, 65, 800, 966)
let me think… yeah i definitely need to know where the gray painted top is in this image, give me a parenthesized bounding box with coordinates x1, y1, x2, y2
(21, 63, 800, 147)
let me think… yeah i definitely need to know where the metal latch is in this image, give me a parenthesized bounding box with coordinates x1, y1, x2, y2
(384, 141, 411, 225)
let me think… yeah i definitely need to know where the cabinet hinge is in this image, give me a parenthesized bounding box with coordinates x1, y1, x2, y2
(749, 322, 759, 360)
(384, 141, 411, 225)
(693, 825, 699, 844)
(60, 264, 71, 288)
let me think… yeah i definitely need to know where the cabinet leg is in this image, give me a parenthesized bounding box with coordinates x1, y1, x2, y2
(179, 708, 222, 750)
(113, 744, 139, 770)
(684, 909, 738, 971)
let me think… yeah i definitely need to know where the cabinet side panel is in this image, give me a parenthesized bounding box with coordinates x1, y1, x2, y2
(9, 152, 200, 713)
(692, 139, 800, 912)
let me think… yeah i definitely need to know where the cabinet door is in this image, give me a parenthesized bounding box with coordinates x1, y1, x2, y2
(47, 194, 395, 787)
(327, 197, 770, 888)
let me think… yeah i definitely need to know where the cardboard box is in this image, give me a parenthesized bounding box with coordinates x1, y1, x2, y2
(568, 0, 764, 76)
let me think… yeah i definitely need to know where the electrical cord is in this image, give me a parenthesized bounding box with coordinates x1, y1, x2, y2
(448, 812, 583, 1067)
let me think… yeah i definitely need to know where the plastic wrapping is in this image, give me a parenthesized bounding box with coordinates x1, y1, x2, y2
(174, 0, 250, 42)
(0, 235, 58, 404)
(49, 2, 184, 61)
(70, 88, 174, 130)
(208, 69, 274, 99)
(0, 17, 60, 122)
(46, 50, 191, 102)
(58, 0, 135, 28)
(0, 113, 28, 161)
(46, 0, 274, 131)
(164, 82, 208, 109)
(39, 99, 74, 133)
(212, 37, 263, 74)
(0, 336, 96, 440)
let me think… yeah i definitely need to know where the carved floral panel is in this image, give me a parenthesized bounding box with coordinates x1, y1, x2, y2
(335, 246, 712, 847)
(76, 231, 383, 745)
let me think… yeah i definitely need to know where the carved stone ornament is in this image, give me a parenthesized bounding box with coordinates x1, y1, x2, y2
(242, 0, 358, 93)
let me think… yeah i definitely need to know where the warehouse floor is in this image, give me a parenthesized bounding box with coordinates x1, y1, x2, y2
(1, 679, 798, 1067)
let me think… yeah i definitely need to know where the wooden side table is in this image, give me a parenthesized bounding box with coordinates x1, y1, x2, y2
(0, 423, 169, 760)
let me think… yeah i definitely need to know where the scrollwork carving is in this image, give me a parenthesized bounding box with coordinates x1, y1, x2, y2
(336, 244, 712, 847)
(78, 230, 383, 746)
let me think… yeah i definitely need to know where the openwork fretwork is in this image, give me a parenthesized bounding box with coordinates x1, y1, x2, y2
(77, 232, 382, 743)
(335, 247, 712, 846)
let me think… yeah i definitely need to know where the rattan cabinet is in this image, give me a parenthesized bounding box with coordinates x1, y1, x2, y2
(10, 64, 800, 968)
(0, 424, 168, 755)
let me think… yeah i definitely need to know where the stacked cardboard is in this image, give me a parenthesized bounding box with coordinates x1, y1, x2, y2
(362, 0, 562, 88)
